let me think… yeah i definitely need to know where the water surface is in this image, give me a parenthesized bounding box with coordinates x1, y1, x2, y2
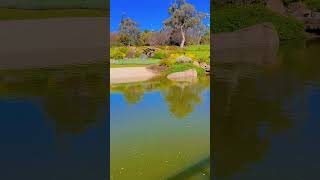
(110, 77, 210, 179)
(213, 39, 320, 179)
(0, 63, 107, 179)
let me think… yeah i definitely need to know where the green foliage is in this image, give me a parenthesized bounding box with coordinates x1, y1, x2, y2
(111, 58, 160, 65)
(164, 0, 207, 47)
(119, 17, 141, 46)
(165, 63, 205, 76)
(184, 45, 210, 63)
(212, 5, 305, 40)
(303, 0, 320, 11)
(110, 49, 126, 60)
(153, 51, 169, 59)
(159, 59, 177, 66)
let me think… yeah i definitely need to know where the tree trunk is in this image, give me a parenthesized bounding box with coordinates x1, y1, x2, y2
(180, 26, 185, 48)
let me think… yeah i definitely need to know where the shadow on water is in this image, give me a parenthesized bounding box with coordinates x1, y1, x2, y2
(212, 38, 320, 179)
(166, 157, 210, 180)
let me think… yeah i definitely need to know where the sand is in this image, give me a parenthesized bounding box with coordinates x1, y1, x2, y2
(110, 67, 158, 84)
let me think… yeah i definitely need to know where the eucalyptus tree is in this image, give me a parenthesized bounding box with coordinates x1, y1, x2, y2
(164, 0, 207, 47)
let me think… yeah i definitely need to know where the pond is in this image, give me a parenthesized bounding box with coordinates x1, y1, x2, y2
(0, 63, 108, 180)
(213, 38, 320, 179)
(110, 77, 210, 179)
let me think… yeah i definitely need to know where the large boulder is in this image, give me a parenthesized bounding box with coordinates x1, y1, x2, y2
(167, 69, 197, 81)
(212, 23, 279, 64)
(143, 47, 156, 58)
(200, 62, 210, 72)
(176, 56, 193, 63)
(266, 0, 287, 16)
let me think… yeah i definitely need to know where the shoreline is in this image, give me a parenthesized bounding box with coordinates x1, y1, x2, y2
(110, 67, 158, 84)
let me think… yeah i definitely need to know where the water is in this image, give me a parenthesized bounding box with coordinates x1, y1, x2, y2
(110, 77, 210, 179)
(213, 39, 320, 179)
(0, 63, 108, 180)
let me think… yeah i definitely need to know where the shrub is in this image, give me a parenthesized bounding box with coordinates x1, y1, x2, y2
(117, 46, 129, 54)
(134, 48, 144, 58)
(168, 53, 183, 60)
(185, 53, 196, 60)
(110, 48, 126, 59)
(212, 5, 305, 40)
(159, 59, 176, 66)
(153, 51, 169, 59)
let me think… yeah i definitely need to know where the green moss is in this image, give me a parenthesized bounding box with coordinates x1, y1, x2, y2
(213, 5, 305, 41)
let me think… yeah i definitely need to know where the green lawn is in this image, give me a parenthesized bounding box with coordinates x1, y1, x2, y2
(0, 8, 107, 20)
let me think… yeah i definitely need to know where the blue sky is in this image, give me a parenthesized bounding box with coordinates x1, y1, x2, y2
(110, 0, 210, 32)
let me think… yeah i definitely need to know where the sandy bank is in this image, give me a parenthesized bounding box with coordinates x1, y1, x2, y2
(0, 17, 107, 69)
(110, 67, 158, 84)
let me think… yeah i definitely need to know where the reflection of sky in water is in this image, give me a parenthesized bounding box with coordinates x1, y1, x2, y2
(110, 82, 210, 179)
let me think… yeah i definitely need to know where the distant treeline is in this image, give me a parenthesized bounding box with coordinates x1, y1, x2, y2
(0, 0, 107, 9)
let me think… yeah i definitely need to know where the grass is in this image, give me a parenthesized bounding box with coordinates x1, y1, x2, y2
(111, 58, 160, 65)
(212, 5, 305, 41)
(165, 63, 206, 76)
(0, 8, 107, 20)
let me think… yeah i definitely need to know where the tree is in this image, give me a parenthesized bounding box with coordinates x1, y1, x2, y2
(119, 17, 141, 46)
(164, 0, 206, 48)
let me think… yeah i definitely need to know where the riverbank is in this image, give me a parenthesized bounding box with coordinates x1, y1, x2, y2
(0, 17, 107, 69)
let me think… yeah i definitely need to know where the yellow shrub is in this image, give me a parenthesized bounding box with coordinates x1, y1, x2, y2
(185, 53, 196, 60)
(159, 59, 176, 66)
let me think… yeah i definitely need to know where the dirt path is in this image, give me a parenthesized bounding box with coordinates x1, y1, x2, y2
(110, 67, 158, 84)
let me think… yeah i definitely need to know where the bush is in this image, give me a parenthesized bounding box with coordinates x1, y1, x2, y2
(153, 51, 169, 59)
(212, 5, 305, 40)
(134, 48, 144, 58)
(159, 59, 177, 66)
(117, 46, 129, 54)
(110, 48, 126, 59)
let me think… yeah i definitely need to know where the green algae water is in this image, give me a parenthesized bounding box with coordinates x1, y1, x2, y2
(110, 77, 210, 179)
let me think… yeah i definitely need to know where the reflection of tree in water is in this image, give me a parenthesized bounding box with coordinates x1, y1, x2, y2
(111, 77, 210, 119)
(212, 40, 320, 179)
(0, 63, 107, 134)
(160, 78, 209, 119)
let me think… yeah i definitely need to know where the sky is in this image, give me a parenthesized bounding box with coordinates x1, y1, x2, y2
(110, 0, 210, 32)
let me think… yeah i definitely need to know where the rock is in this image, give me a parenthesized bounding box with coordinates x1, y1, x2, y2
(143, 47, 156, 58)
(266, 0, 287, 16)
(200, 62, 210, 72)
(167, 69, 197, 81)
(176, 56, 193, 63)
(287, 2, 312, 18)
(140, 54, 148, 60)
